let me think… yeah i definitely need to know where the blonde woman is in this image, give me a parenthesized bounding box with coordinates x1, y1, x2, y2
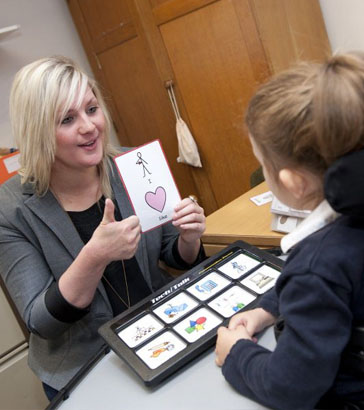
(0, 56, 206, 400)
(215, 53, 364, 409)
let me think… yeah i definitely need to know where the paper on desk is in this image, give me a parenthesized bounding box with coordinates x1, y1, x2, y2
(250, 191, 273, 206)
(270, 196, 311, 218)
(270, 196, 311, 234)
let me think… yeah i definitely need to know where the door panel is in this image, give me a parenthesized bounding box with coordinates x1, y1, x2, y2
(99, 36, 198, 199)
(77, 0, 135, 52)
(0, 287, 25, 357)
(159, 0, 267, 207)
(68, 0, 200, 204)
(152, 0, 218, 25)
(250, 0, 331, 73)
(67, 0, 133, 146)
(68, 0, 330, 213)
(132, 0, 219, 213)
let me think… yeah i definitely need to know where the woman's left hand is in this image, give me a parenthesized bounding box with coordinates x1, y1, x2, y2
(172, 197, 206, 243)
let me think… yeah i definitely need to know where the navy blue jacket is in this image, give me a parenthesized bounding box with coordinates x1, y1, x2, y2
(222, 151, 364, 410)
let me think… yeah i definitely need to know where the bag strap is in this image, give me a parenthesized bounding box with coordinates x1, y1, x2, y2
(166, 83, 181, 121)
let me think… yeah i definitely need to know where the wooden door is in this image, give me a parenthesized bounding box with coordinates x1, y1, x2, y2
(144, 0, 270, 211)
(68, 0, 330, 214)
(250, 0, 331, 73)
(68, 0, 201, 209)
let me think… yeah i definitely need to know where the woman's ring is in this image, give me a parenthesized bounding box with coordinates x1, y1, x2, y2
(189, 195, 198, 204)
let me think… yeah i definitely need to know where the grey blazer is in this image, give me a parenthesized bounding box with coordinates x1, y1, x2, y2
(0, 162, 185, 389)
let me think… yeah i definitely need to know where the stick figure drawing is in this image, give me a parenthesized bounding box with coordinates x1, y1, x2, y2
(136, 152, 152, 178)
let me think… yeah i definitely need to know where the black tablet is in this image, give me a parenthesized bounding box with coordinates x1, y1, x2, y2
(98, 240, 283, 387)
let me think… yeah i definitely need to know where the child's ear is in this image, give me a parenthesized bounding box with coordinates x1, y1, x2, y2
(278, 168, 307, 200)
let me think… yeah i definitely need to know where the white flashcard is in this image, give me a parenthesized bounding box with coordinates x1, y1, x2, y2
(186, 271, 230, 301)
(153, 292, 199, 324)
(135, 331, 186, 370)
(118, 313, 164, 348)
(173, 307, 222, 343)
(241, 264, 281, 294)
(218, 253, 261, 279)
(208, 286, 256, 318)
(114, 140, 181, 232)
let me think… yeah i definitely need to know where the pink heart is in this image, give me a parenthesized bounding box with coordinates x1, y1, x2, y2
(145, 186, 166, 213)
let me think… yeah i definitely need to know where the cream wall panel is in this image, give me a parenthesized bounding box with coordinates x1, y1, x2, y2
(0, 348, 48, 410)
(319, 0, 364, 52)
(0, 287, 25, 357)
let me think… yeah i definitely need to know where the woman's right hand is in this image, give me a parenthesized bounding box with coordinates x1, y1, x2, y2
(228, 307, 276, 337)
(88, 198, 141, 264)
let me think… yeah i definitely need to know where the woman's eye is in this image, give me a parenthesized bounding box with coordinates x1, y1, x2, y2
(61, 116, 74, 125)
(87, 106, 98, 114)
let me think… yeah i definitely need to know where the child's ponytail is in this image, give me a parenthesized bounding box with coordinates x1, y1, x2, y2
(246, 52, 364, 178)
(314, 52, 364, 166)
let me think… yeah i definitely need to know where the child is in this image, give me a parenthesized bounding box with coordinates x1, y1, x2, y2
(215, 52, 364, 410)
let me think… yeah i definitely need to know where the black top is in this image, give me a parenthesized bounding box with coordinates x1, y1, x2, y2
(68, 197, 152, 315)
(324, 149, 364, 218)
(45, 197, 152, 320)
(222, 151, 364, 409)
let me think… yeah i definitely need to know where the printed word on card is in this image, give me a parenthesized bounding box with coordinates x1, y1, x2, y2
(114, 140, 181, 232)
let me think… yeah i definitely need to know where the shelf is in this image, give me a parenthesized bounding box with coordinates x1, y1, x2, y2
(0, 25, 20, 41)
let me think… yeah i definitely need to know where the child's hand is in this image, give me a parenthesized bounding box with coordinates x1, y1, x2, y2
(215, 325, 253, 367)
(229, 308, 276, 336)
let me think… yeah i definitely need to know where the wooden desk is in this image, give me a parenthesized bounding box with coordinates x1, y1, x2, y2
(202, 182, 283, 256)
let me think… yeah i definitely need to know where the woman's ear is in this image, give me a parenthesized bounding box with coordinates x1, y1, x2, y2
(278, 168, 307, 200)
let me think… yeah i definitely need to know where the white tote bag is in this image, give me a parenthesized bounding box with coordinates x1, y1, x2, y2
(167, 84, 202, 168)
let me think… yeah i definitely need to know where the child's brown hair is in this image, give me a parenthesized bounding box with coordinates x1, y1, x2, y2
(245, 52, 364, 179)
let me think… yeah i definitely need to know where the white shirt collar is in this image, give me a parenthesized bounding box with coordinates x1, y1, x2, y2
(280, 200, 340, 254)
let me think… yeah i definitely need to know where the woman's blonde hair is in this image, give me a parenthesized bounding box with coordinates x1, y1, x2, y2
(9, 55, 119, 197)
(245, 52, 364, 179)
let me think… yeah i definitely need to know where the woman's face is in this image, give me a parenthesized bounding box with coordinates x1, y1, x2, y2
(54, 87, 105, 173)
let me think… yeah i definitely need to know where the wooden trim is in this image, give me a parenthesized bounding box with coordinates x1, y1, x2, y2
(233, 0, 272, 83)
(202, 243, 226, 257)
(93, 22, 138, 54)
(133, 0, 219, 214)
(67, 0, 132, 146)
(203, 243, 272, 257)
(153, 0, 219, 26)
(202, 234, 281, 247)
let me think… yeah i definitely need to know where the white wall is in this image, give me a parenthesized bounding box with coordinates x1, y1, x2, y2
(0, 0, 118, 148)
(319, 0, 364, 52)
